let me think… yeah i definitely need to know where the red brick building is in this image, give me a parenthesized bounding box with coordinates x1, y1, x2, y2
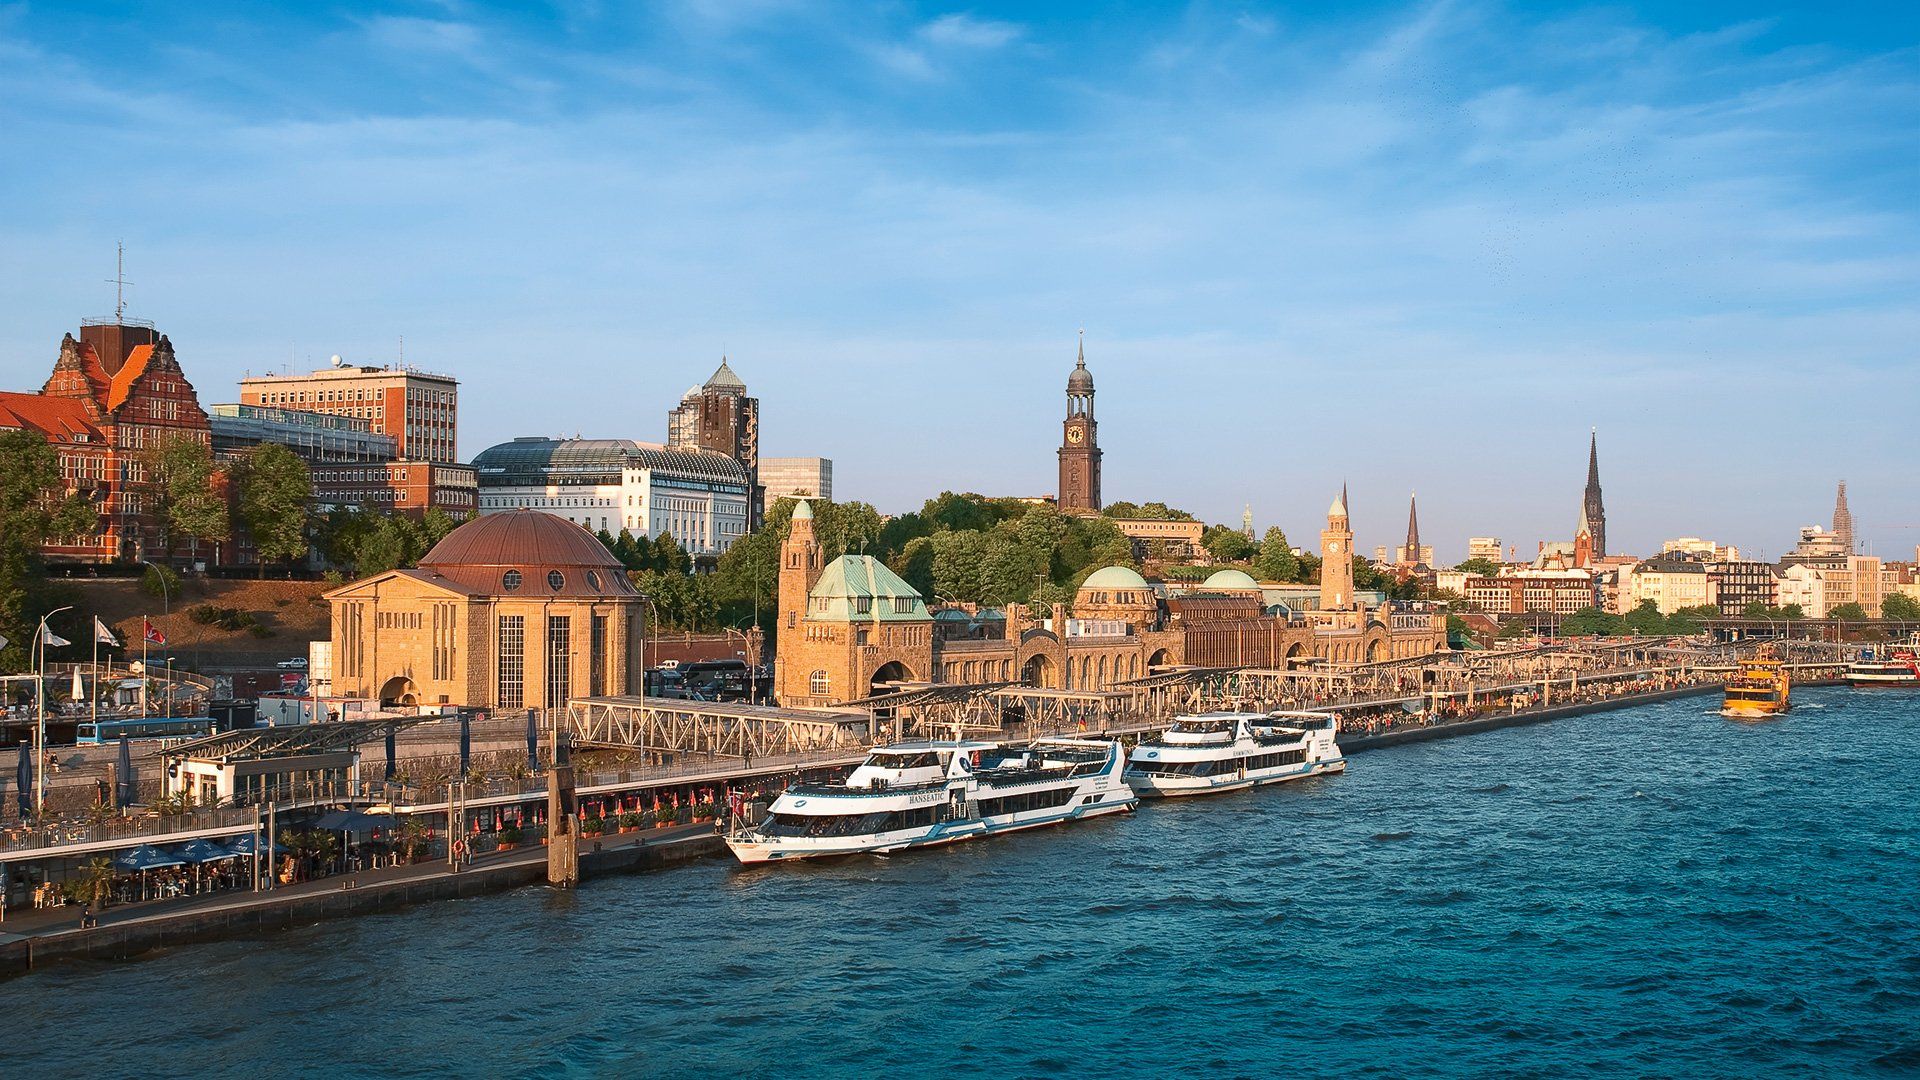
(0, 320, 212, 564)
(309, 459, 478, 519)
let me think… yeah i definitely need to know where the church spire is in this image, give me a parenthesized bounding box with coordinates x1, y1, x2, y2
(1405, 492, 1420, 555)
(1582, 429, 1607, 559)
(1833, 480, 1854, 554)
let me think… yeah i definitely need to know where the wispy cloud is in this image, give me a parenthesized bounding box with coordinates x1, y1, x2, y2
(918, 13, 1023, 49)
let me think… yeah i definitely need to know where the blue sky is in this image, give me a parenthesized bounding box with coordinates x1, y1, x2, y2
(2, 1, 1915, 562)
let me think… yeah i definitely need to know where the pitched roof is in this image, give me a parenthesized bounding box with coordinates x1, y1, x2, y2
(105, 343, 156, 412)
(704, 358, 747, 393)
(0, 391, 106, 444)
(807, 555, 929, 622)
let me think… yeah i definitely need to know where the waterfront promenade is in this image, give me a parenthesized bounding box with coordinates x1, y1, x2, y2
(0, 671, 1769, 978)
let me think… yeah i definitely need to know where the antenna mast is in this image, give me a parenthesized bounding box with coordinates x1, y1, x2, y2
(107, 241, 133, 321)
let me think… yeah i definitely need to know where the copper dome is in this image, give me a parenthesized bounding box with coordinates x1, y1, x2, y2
(420, 510, 624, 570)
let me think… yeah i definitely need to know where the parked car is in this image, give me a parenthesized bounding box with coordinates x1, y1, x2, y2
(276, 657, 308, 669)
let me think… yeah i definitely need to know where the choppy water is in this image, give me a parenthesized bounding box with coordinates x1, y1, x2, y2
(3, 688, 1917, 1078)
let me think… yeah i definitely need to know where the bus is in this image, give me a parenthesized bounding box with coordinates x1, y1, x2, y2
(76, 716, 214, 745)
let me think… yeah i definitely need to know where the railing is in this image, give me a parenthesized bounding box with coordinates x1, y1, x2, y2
(0, 806, 259, 858)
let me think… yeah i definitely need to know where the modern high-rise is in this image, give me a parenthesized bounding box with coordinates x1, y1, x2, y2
(1466, 537, 1505, 564)
(760, 456, 833, 511)
(667, 359, 761, 526)
(240, 357, 459, 463)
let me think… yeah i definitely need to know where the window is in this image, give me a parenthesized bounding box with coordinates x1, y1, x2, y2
(502, 569, 522, 592)
(585, 570, 601, 591)
(810, 670, 830, 696)
(590, 614, 608, 697)
(548, 570, 565, 591)
(546, 616, 572, 709)
(497, 615, 525, 709)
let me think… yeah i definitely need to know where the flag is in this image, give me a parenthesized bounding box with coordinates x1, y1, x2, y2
(143, 618, 166, 646)
(39, 624, 71, 648)
(94, 617, 120, 647)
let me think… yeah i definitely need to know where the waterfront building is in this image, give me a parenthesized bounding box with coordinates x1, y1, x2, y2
(1623, 551, 1714, 615)
(1582, 430, 1608, 558)
(1466, 537, 1504, 564)
(760, 456, 833, 511)
(1707, 560, 1779, 617)
(667, 359, 761, 527)
(1320, 487, 1355, 611)
(1776, 563, 1829, 618)
(240, 357, 458, 464)
(1462, 565, 1601, 615)
(324, 509, 645, 709)
(472, 437, 750, 556)
(0, 319, 212, 564)
(1057, 339, 1102, 514)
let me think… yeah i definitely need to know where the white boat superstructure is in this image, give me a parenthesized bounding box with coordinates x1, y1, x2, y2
(1125, 711, 1345, 798)
(724, 737, 1136, 864)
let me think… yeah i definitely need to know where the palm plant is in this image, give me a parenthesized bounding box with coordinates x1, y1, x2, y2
(65, 857, 116, 910)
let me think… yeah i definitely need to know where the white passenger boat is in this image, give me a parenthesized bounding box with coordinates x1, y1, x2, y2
(724, 737, 1136, 864)
(1125, 711, 1345, 798)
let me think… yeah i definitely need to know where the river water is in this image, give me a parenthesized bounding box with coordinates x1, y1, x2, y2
(2, 687, 1916, 1078)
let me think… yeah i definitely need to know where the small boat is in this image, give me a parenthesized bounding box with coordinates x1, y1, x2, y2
(1721, 652, 1791, 719)
(1845, 635, 1920, 689)
(1125, 711, 1345, 798)
(724, 737, 1135, 864)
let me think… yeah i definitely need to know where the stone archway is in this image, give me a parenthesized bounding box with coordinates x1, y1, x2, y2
(379, 675, 418, 707)
(1365, 638, 1386, 664)
(1283, 642, 1307, 668)
(870, 660, 914, 696)
(1147, 648, 1174, 671)
(1022, 653, 1058, 689)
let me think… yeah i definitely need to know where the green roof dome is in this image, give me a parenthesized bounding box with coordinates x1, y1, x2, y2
(1081, 565, 1149, 591)
(1203, 568, 1261, 591)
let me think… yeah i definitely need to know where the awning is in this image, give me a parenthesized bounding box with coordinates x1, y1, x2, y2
(312, 809, 396, 833)
(111, 844, 186, 872)
(223, 834, 287, 858)
(172, 838, 237, 863)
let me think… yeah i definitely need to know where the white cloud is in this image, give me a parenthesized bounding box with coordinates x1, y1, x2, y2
(918, 13, 1023, 49)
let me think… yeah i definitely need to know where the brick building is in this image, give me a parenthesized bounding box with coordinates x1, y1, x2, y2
(240, 359, 458, 464)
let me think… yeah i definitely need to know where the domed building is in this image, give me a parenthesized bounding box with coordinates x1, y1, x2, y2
(1074, 565, 1160, 627)
(325, 509, 646, 710)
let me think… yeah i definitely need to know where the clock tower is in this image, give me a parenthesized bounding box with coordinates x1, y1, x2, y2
(1058, 336, 1102, 513)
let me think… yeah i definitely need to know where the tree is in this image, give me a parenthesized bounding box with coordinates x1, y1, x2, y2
(1882, 593, 1920, 621)
(1829, 602, 1868, 621)
(0, 430, 96, 673)
(140, 435, 229, 561)
(1742, 601, 1771, 618)
(1561, 607, 1624, 636)
(1455, 557, 1502, 577)
(235, 443, 311, 575)
(1202, 524, 1255, 563)
(1253, 527, 1298, 583)
(1623, 600, 1667, 636)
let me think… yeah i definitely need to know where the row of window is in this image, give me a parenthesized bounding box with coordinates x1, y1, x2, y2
(501, 569, 604, 593)
(975, 786, 1076, 818)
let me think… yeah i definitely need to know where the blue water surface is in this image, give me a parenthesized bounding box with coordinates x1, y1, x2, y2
(2, 687, 1916, 1078)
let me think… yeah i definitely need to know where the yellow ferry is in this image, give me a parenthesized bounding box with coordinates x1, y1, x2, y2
(1721, 652, 1791, 720)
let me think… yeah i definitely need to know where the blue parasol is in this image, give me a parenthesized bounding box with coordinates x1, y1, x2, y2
(14, 743, 31, 818)
(116, 735, 134, 808)
(111, 844, 187, 872)
(172, 838, 235, 864)
(223, 833, 286, 858)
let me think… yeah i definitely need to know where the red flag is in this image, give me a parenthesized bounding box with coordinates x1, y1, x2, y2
(143, 618, 167, 646)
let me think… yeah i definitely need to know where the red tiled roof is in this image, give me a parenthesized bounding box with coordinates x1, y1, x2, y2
(0, 391, 107, 444)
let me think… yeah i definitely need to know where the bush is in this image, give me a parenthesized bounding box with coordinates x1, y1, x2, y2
(247, 624, 276, 639)
(581, 815, 606, 836)
(497, 826, 523, 845)
(655, 806, 679, 825)
(619, 812, 643, 829)
(188, 603, 221, 625)
(690, 803, 717, 821)
(140, 563, 182, 601)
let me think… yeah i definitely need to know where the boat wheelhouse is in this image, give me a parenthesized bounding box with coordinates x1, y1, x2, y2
(1125, 711, 1345, 798)
(724, 737, 1135, 864)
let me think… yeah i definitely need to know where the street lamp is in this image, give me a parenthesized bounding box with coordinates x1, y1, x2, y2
(138, 559, 172, 718)
(32, 605, 74, 818)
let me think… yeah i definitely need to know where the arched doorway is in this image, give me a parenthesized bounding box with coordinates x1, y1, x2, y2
(1022, 653, 1057, 689)
(870, 661, 913, 697)
(1365, 638, 1386, 663)
(1147, 648, 1174, 672)
(379, 675, 418, 707)
(1283, 642, 1306, 668)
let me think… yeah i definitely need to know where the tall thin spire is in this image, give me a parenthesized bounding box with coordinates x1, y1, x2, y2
(1582, 429, 1607, 558)
(1405, 492, 1420, 555)
(1587, 428, 1600, 487)
(1833, 480, 1854, 554)
(107, 241, 132, 322)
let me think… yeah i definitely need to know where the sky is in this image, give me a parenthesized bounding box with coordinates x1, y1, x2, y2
(1, 1, 1915, 563)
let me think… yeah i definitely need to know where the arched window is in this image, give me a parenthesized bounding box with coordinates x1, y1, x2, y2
(809, 670, 830, 696)
(502, 569, 522, 592)
(1097, 655, 1108, 686)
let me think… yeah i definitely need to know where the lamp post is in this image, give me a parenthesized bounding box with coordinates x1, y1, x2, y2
(32, 605, 74, 818)
(138, 559, 171, 717)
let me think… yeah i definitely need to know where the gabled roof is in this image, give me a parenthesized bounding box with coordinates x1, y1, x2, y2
(105, 343, 155, 412)
(0, 391, 106, 444)
(807, 555, 929, 621)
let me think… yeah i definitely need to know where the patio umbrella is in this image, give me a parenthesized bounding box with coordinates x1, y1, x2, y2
(14, 743, 30, 819)
(526, 711, 539, 772)
(173, 839, 233, 864)
(222, 833, 286, 858)
(115, 735, 134, 808)
(112, 843, 188, 902)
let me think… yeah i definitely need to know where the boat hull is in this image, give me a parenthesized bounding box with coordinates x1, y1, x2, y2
(726, 796, 1136, 864)
(1128, 758, 1346, 799)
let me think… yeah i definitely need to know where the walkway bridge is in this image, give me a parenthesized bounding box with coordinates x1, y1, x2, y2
(566, 696, 872, 758)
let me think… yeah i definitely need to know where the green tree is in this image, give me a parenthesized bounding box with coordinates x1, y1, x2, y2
(353, 515, 410, 576)
(1829, 602, 1868, 620)
(0, 430, 96, 672)
(1561, 607, 1623, 636)
(1253, 527, 1298, 583)
(235, 443, 312, 575)
(140, 435, 229, 561)
(1454, 557, 1502, 577)
(1882, 593, 1920, 620)
(1742, 600, 1771, 618)
(1623, 600, 1667, 635)
(1202, 525, 1255, 563)
(1667, 604, 1718, 635)
(1780, 603, 1805, 620)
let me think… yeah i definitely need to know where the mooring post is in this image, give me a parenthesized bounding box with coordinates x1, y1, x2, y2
(547, 727, 579, 888)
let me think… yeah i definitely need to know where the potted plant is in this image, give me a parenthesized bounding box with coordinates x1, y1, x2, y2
(496, 826, 523, 851)
(618, 812, 643, 833)
(654, 806, 678, 828)
(581, 815, 606, 837)
(690, 804, 716, 823)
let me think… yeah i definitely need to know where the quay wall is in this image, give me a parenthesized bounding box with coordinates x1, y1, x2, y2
(0, 833, 722, 978)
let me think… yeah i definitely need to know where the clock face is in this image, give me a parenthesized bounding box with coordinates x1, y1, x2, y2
(1066, 426, 1084, 445)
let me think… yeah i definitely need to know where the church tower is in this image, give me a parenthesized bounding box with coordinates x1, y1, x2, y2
(1320, 486, 1355, 611)
(1582, 429, 1607, 558)
(1057, 335, 1102, 513)
(774, 500, 825, 702)
(1833, 481, 1854, 554)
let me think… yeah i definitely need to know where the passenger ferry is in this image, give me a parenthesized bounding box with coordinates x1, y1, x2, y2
(724, 737, 1135, 864)
(1845, 635, 1920, 689)
(1721, 653, 1791, 720)
(1125, 711, 1345, 798)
